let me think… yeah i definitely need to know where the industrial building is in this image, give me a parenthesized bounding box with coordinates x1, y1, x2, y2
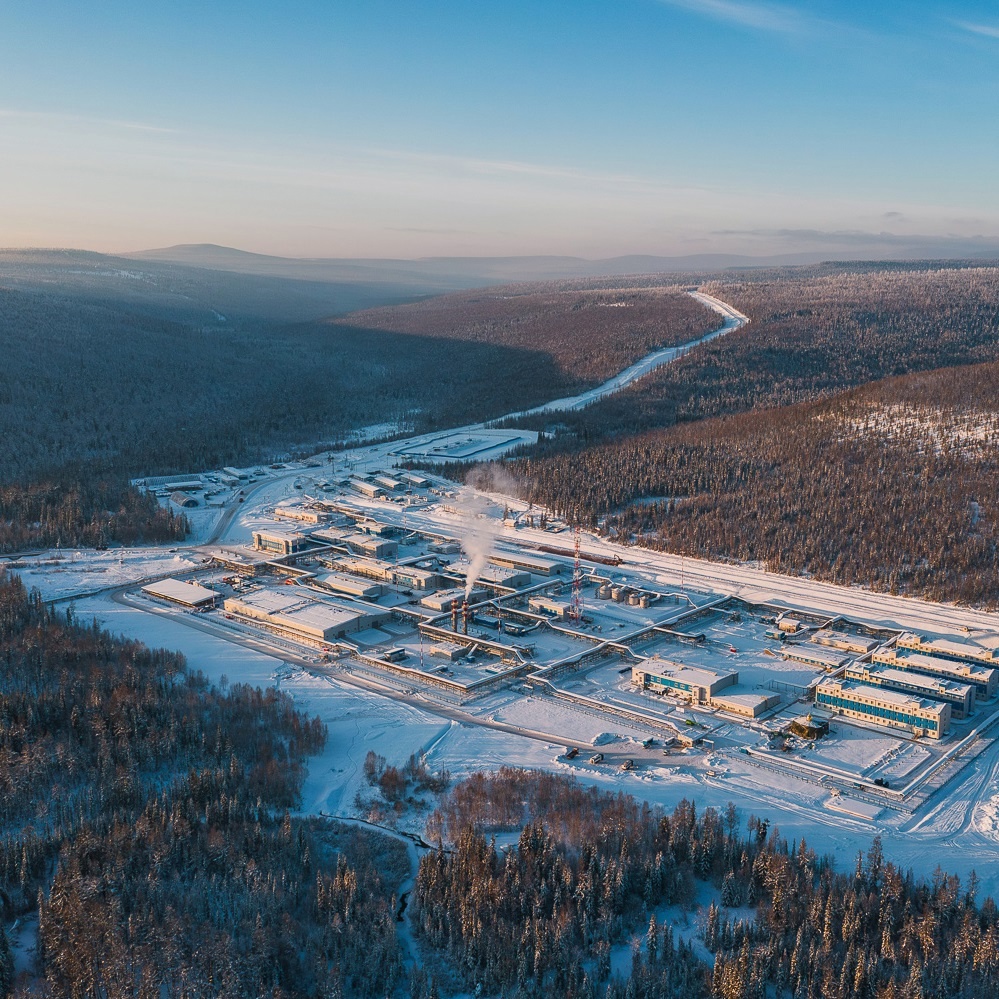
(372, 473, 406, 492)
(872, 649, 998, 701)
(815, 679, 951, 738)
(632, 661, 738, 704)
(490, 552, 567, 576)
(782, 645, 847, 671)
(313, 571, 385, 601)
(528, 595, 573, 619)
(469, 566, 532, 590)
(223, 589, 389, 642)
(810, 629, 878, 654)
(274, 503, 325, 524)
(391, 565, 443, 591)
(709, 691, 782, 718)
(253, 529, 309, 556)
(420, 587, 486, 613)
(142, 578, 218, 608)
(398, 471, 430, 488)
(897, 632, 997, 667)
(845, 662, 974, 719)
(170, 491, 199, 508)
(342, 533, 399, 559)
(348, 478, 385, 499)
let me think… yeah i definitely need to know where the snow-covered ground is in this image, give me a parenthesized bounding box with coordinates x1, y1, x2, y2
(12, 291, 999, 900)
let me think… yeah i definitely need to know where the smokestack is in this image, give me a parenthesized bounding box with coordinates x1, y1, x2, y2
(451, 603, 459, 633)
(462, 599, 469, 635)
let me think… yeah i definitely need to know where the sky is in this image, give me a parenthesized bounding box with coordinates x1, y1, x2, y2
(2, 0, 999, 260)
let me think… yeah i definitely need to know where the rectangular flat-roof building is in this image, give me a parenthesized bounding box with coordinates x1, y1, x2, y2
(343, 534, 399, 559)
(142, 578, 219, 608)
(846, 662, 973, 719)
(274, 504, 325, 524)
(528, 595, 573, 618)
(782, 645, 847, 671)
(873, 649, 998, 701)
(709, 691, 781, 718)
(811, 629, 878, 654)
(253, 529, 309, 555)
(224, 589, 389, 642)
(897, 633, 996, 667)
(815, 679, 950, 738)
(421, 587, 486, 613)
(391, 565, 442, 591)
(314, 571, 385, 601)
(632, 661, 738, 703)
(490, 552, 567, 576)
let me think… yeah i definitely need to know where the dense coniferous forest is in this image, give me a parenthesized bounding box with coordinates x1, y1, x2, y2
(0, 255, 715, 552)
(507, 265, 999, 442)
(414, 769, 999, 999)
(0, 477, 188, 552)
(0, 570, 408, 997)
(499, 361, 998, 606)
(332, 285, 719, 384)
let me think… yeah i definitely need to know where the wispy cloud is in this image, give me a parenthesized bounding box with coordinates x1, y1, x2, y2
(0, 107, 176, 133)
(955, 20, 999, 40)
(656, 0, 807, 35)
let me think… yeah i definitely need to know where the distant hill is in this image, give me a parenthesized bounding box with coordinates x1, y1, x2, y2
(125, 242, 999, 284)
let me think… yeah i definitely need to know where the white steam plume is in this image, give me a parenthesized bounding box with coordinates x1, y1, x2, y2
(456, 486, 499, 599)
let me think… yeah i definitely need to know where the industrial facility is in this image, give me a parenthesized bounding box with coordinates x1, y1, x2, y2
(142, 578, 219, 608)
(872, 648, 998, 701)
(815, 679, 951, 738)
(845, 662, 974, 719)
(223, 588, 390, 642)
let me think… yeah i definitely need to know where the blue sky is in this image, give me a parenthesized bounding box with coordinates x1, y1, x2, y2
(2, 0, 998, 258)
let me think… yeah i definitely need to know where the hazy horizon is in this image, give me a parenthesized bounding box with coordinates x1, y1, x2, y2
(3, 1, 999, 260)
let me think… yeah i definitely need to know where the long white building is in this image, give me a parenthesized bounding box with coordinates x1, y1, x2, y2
(815, 679, 951, 738)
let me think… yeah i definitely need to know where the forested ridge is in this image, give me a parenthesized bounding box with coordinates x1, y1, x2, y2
(506, 265, 999, 442)
(0, 570, 407, 997)
(414, 769, 999, 999)
(0, 258, 714, 552)
(507, 360, 999, 606)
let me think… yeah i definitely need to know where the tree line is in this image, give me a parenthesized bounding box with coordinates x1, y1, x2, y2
(413, 768, 999, 999)
(0, 570, 409, 998)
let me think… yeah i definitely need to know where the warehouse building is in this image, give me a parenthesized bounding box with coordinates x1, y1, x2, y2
(709, 691, 781, 718)
(897, 632, 997, 667)
(528, 595, 573, 618)
(782, 645, 847, 671)
(314, 571, 385, 601)
(846, 662, 973, 719)
(815, 679, 951, 738)
(392, 565, 442, 591)
(398, 471, 430, 488)
(170, 491, 199, 508)
(142, 578, 219, 608)
(872, 648, 998, 701)
(372, 473, 406, 492)
(343, 533, 399, 559)
(252, 529, 309, 556)
(490, 552, 567, 576)
(348, 478, 385, 499)
(464, 566, 532, 590)
(632, 661, 738, 704)
(274, 503, 325, 524)
(421, 587, 486, 613)
(810, 629, 878, 654)
(223, 589, 389, 642)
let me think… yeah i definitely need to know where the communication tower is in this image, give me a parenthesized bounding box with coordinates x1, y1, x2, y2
(569, 524, 583, 624)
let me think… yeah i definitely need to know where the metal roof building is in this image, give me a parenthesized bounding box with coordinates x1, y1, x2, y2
(142, 578, 219, 608)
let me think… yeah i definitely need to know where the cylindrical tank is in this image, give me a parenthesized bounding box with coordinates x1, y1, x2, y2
(628, 592, 641, 606)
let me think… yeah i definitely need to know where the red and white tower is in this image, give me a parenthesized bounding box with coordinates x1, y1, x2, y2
(569, 524, 583, 624)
